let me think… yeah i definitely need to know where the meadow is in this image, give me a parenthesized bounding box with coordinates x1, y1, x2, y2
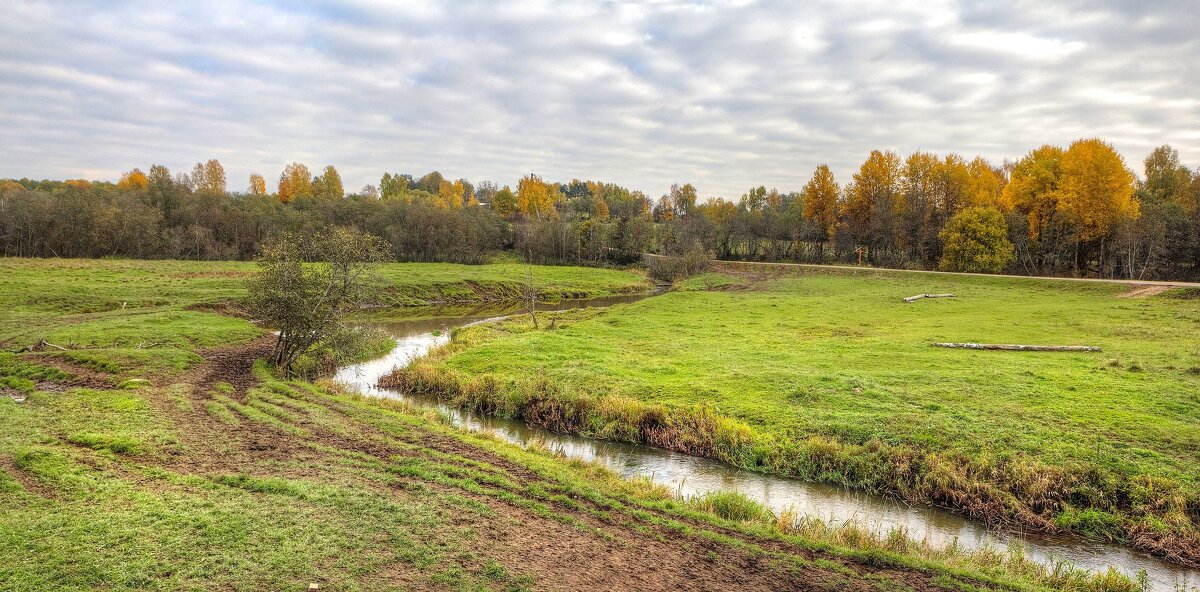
(416, 265, 1200, 562)
(0, 257, 1147, 591)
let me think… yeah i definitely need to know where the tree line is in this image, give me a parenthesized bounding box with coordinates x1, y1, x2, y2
(1, 139, 1197, 280)
(661, 140, 1198, 280)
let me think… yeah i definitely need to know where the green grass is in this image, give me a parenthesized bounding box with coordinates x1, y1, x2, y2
(429, 268, 1200, 553)
(0, 258, 649, 344)
(0, 258, 1155, 591)
(370, 261, 652, 306)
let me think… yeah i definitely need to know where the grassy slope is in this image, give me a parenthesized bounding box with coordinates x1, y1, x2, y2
(0, 257, 648, 344)
(0, 258, 1137, 591)
(434, 268, 1200, 554)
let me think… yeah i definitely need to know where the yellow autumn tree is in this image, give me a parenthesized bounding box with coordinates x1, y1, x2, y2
(118, 168, 149, 191)
(594, 198, 609, 221)
(249, 174, 267, 195)
(966, 157, 1005, 209)
(516, 174, 559, 220)
(203, 159, 226, 194)
(1057, 138, 1139, 242)
(278, 162, 312, 204)
(436, 179, 465, 210)
(934, 154, 971, 216)
(1001, 145, 1065, 239)
(845, 150, 901, 243)
(802, 164, 839, 243)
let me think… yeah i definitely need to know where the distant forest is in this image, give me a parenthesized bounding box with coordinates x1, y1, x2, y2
(1, 138, 1197, 281)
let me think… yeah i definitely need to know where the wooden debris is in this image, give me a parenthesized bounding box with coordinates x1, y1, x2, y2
(931, 342, 1101, 352)
(903, 293, 954, 303)
(28, 339, 68, 352)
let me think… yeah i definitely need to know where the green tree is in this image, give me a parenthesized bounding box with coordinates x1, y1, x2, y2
(312, 165, 344, 199)
(938, 207, 1014, 273)
(380, 172, 409, 200)
(245, 228, 387, 377)
(493, 185, 516, 217)
(147, 164, 179, 220)
(1141, 145, 1192, 205)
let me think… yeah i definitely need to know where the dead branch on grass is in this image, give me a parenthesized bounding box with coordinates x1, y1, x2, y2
(903, 293, 955, 303)
(931, 342, 1100, 352)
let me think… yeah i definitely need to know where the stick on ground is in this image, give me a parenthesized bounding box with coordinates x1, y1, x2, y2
(931, 342, 1101, 352)
(903, 293, 954, 303)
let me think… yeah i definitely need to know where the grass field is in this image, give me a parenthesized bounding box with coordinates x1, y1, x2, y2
(0, 258, 648, 367)
(0, 257, 1143, 591)
(418, 265, 1200, 561)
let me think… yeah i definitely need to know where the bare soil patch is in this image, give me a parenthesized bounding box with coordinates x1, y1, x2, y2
(1117, 285, 1172, 298)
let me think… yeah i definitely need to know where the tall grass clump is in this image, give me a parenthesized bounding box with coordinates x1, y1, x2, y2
(686, 490, 773, 523)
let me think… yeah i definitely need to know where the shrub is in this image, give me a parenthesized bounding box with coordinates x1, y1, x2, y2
(938, 207, 1014, 273)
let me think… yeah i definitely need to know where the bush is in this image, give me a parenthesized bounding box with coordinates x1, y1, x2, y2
(938, 207, 1015, 273)
(646, 246, 709, 283)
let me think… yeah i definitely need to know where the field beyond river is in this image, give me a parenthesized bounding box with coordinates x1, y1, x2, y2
(0, 257, 1193, 591)
(411, 264, 1200, 565)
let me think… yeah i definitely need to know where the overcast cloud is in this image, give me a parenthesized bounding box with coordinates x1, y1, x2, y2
(1, 0, 1197, 197)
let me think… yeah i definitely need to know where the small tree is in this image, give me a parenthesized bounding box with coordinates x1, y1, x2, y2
(938, 207, 1014, 273)
(246, 227, 387, 377)
(520, 262, 540, 329)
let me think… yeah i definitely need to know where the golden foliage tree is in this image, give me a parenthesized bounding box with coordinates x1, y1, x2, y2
(436, 179, 465, 210)
(966, 157, 1006, 208)
(845, 150, 902, 243)
(802, 164, 839, 242)
(249, 174, 267, 195)
(516, 174, 559, 220)
(203, 159, 226, 194)
(594, 198, 609, 221)
(1001, 145, 1065, 239)
(118, 168, 149, 191)
(933, 154, 971, 216)
(278, 162, 312, 204)
(1057, 138, 1139, 242)
(190, 160, 226, 194)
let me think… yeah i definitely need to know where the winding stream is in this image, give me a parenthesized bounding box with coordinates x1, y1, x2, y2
(335, 294, 1198, 591)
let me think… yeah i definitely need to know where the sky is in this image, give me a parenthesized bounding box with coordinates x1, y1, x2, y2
(1, 0, 1198, 198)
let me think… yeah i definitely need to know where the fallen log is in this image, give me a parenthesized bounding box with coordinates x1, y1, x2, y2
(903, 293, 954, 303)
(29, 339, 69, 352)
(931, 342, 1101, 352)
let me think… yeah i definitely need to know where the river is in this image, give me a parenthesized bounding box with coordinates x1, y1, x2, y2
(334, 293, 1198, 591)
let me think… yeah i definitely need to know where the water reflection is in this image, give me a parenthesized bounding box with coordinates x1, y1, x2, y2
(335, 294, 1198, 592)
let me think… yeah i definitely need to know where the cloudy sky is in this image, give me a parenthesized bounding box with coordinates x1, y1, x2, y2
(1, 0, 1197, 198)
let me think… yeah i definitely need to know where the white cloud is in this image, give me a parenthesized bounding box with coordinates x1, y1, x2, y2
(0, 0, 1197, 198)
